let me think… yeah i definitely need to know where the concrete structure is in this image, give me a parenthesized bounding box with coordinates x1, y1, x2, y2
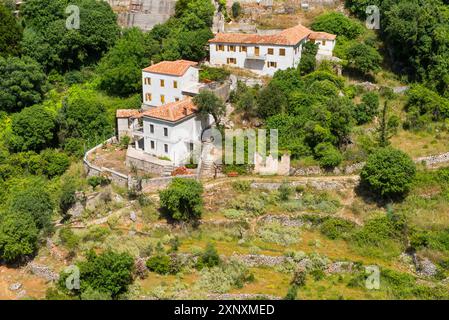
(117, 60, 216, 171)
(142, 60, 200, 108)
(104, 0, 175, 31)
(208, 24, 336, 76)
(140, 97, 212, 166)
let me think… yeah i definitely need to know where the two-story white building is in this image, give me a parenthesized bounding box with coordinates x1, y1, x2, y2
(117, 60, 215, 171)
(139, 97, 211, 165)
(142, 59, 201, 108)
(208, 24, 336, 76)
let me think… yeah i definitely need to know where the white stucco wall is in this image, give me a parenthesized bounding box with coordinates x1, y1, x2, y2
(209, 41, 305, 76)
(142, 67, 199, 107)
(314, 39, 336, 57)
(142, 115, 210, 166)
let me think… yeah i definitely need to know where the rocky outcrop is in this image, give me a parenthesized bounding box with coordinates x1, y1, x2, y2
(25, 263, 59, 282)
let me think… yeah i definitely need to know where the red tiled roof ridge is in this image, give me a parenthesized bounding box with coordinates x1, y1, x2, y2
(142, 97, 198, 122)
(143, 59, 198, 76)
(208, 24, 320, 46)
(116, 109, 142, 118)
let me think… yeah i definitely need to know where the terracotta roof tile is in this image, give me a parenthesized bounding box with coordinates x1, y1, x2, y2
(209, 24, 313, 46)
(116, 109, 142, 118)
(143, 60, 198, 76)
(142, 98, 197, 122)
(309, 32, 337, 41)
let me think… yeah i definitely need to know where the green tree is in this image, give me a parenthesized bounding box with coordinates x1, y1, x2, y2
(39, 149, 70, 178)
(353, 92, 379, 124)
(197, 243, 220, 269)
(0, 56, 47, 112)
(9, 105, 56, 152)
(298, 42, 319, 75)
(97, 28, 159, 97)
(346, 43, 382, 75)
(59, 250, 134, 299)
(0, 211, 39, 262)
(9, 185, 54, 231)
(159, 178, 203, 221)
(257, 83, 288, 119)
(192, 91, 226, 127)
(314, 142, 343, 168)
(377, 101, 399, 147)
(0, 2, 22, 57)
(21, 0, 119, 72)
(311, 12, 364, 39)
(58, 88, 111, 141)
(231, 2, 242, 19)
(360, 147, 416, 198)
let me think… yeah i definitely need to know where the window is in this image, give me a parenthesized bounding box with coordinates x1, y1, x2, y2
(189, 143, 194, 151)
(322, 40, 326, 46)
(164, 127, 168, 137)
(164, 144, 168, 153)
(228, 45, 236, 52)
(267, 61, 277, 68)
(240, 46, 247, 52)
(310, 39, 316, 44)
(145, 93, 152, 101)
(279, 48, 286, 56)
(160, 79, 165, 87)
(255, 47, 260, 56)
(267, 48, 274, 55)
(173, 80, 178, 88)
(161, 95, 165, 103)
(226, 57, 237, 65)
(217, 44, 224, 51)
(150, 124, 154, 134)
(144, 77, 151, 85)
(150, 141, 155, 149)
(175, 97, 180, 102)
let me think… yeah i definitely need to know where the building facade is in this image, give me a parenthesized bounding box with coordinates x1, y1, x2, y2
(140, 98, 211, 166)
(142, 60, 200, 108)
(208, 24, 336, 76)
(117, 60, 214, 170)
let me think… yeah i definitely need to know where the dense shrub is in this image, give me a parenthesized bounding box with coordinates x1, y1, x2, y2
(231, 180, 251, 192)
(159, 178, 204, 221)
(59, 250, 134, 299)
(196, 243, 220, 269)
(360, 147, 416, 198)
(311, 12, 364, 40)
(146, 254, 171, 275)
(0, 211, 39, 262)
(319, 218, 355, 240)
(9, 185, 54, 231)
(87, 176, 111, 190)
(353, 92, 379, 125)
(59, 227, 79, 251)
(199, 66, 230, 82)
(314, 142, 343, 168)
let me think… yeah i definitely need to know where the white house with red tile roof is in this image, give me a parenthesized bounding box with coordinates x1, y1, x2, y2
(139, 97, 212, 165)
(117, 60, 215, 169)
(208, 24, 336, 76)
(142, 60, 201, 108)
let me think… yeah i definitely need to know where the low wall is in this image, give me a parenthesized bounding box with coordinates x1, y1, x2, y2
(292, 152, 449, 176)
(141, 175, 196, 192)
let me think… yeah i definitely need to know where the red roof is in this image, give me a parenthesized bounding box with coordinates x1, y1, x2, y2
(142, 98, 197, 122)
(143, 60, 198, 76)
(309, 32, 337, 41)
(208, 24, 313, 46)
(116, 109, 142, 118)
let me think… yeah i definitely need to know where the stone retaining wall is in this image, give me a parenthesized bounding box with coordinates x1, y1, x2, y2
(292, 151, 449, 177)
(141, 175, 197, 192)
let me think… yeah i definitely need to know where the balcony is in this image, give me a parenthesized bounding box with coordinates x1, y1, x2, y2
(245, 53, 266, 60)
